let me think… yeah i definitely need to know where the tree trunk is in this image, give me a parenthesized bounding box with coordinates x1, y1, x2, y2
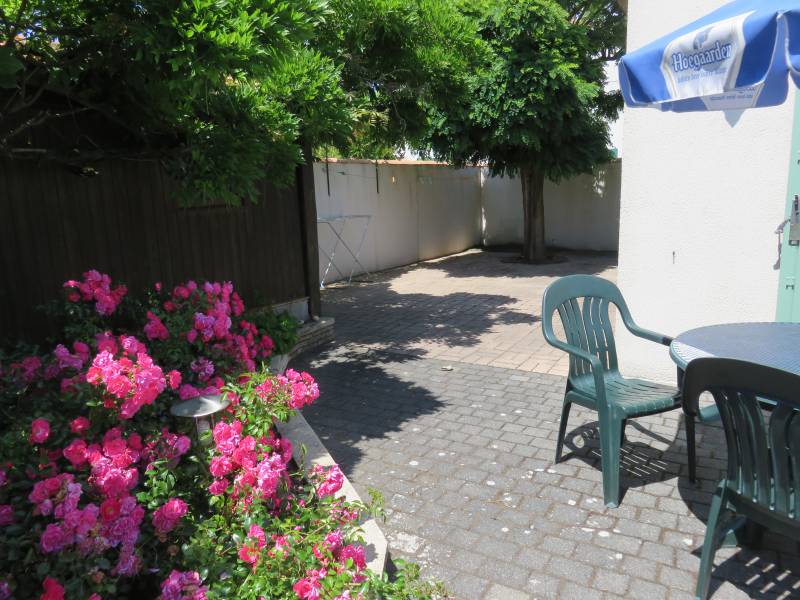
(520, 164, 546, 263)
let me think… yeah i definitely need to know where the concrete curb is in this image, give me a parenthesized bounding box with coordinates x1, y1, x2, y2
(275, 412, 388, 574)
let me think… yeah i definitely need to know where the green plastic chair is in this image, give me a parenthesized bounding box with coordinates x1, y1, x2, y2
(684, 358, 800, 600)
(542, 274, 695, 507)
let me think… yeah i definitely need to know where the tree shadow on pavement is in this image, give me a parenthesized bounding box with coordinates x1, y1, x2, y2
(292, 347, 445, 486)
(322, 284, 536, 355)
(416, 249, 617, 280)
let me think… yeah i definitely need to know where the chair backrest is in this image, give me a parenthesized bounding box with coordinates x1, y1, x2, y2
(684, 357, 800, 518)
(541, 275, 632, 379)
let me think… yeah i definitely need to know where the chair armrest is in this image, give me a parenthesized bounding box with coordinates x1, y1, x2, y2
(543, 338, 607, 405)
(625, 322, 673, 347)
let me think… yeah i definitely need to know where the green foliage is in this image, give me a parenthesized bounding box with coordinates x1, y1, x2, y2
(0, 0, 351, 204)
(0, 0, 622, 210)
(248, 310, 301, 357)
(431, 0, 624, 181)
(317, 0, 486, 158)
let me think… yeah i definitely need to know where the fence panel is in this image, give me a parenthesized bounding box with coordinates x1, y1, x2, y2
(0, 158, 310, 341)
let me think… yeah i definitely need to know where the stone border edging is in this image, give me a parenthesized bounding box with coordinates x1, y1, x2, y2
(275, 412, 388, 574)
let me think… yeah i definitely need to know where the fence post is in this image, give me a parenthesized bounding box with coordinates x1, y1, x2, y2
(297, 142, 322, 318)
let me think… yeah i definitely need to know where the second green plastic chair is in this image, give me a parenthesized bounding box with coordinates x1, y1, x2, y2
(541, 274, 695, 507)
(684, 358, 800, 600)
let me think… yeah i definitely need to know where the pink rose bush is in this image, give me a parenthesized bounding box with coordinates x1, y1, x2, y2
(63, 270, 127, 316)
(0, 270, 437, 599)
(85, 339, 166, 419)
(160, 570, 207, 600)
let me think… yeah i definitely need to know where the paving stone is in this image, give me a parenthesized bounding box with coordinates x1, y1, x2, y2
(658, 565, 696, 592)
(614, 517, 662, 542)
(630, 578, 669, 600)
(558, 581, 605, 600)
(593, 570, 630, 595)
(641, 540, 676, 565)
(474, 560, 530, 590)
(540, 535, 576, 558)
(484, 583, 531, 600)
(619, 555, 660, 581)
(639, 507, 680, 529)
(523, 572, 561, 599)
(443, 571, 490, 600)
(548, 503, 588, 525)
(547, 555, 594, 584)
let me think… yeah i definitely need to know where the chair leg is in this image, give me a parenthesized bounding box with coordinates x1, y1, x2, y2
(554, 399, 572, 463)
(695, 485, 728, 600)
(599, 411, 623, 508)
(686, 412, 697, 483)
(620, 419, 627, 448)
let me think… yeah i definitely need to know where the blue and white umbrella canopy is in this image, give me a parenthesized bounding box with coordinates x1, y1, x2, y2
(619, 0, 800, 112)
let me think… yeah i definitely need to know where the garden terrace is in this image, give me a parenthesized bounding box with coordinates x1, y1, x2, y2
(296, 249, 800, 600)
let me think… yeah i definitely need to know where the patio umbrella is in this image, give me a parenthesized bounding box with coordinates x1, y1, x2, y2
(619, 0, 800, 112)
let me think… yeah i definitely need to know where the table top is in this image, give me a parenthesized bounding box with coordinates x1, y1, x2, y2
(670, 322, 800, 374)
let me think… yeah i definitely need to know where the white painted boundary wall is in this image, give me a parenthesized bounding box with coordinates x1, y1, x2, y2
(314, 160, 482, 283)
(314, 159, 622, 284)
(481, 161, 621, 251)
(616, 0, 794, 383)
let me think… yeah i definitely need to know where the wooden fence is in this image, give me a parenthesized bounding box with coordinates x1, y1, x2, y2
(0, 156, 320, 342)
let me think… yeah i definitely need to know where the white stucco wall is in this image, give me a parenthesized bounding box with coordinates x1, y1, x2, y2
(616, 0, 794, 382)
(481, 162, 621, 251)
(314, 160, 482, 284)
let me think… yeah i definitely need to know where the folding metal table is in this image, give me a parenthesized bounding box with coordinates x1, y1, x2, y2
(317, 214, 372, 288)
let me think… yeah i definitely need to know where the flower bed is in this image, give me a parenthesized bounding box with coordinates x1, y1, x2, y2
(0, 272, 444, 599)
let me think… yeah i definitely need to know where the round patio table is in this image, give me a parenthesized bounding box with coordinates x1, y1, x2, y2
(670, 322, 800, 373)
(670, 322, 800, 420)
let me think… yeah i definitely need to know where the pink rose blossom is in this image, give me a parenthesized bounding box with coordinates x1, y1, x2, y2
(323, 529, 343, 552)
(209, 456, 233, 478)
(159, 570, 207, 600)
(30, 418, 50, 444)
(212, 421, 242, 455)
(40, 523, 70, 553)
(238, 543, 259, 566)
(144, 311, 169, 341)
(168, 370, 182, 390)
(317, 465, 344, 498)
(70, 416, 91, 435)
(63, 439, 88, 467)
(40, 577, 64, 600)
(178, 384, 200, 401)
(208, 479, 228, 496)
(292, 570, 325, 600)
(152, 498, 188, 534)
(337, 544, 366, 571)
(0, 505, 13, 526)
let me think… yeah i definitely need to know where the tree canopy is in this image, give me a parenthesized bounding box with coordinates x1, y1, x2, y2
(316, 0, 485, 159)
(0, 0, 623, 216)
(428, 0, 625, 261)
(431, 0, 623, 179)
(0, 0, 354, 203)
(0, 0, 482, 202)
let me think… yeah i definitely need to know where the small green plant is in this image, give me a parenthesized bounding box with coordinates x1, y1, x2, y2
(249, 310, 301, 356)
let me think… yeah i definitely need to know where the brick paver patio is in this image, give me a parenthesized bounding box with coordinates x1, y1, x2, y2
(321, 249, 618, 376)
(296, 250, 800, 599)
